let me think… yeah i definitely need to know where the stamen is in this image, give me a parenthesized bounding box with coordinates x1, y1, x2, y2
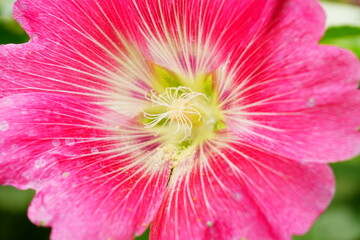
(143, 87, 208, 142)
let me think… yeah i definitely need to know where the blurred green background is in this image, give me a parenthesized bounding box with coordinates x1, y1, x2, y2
(0, 0, 359, 239)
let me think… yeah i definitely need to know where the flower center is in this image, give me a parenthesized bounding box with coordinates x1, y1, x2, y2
(144, 87, 207, 142)
(142, 65, 226, 147)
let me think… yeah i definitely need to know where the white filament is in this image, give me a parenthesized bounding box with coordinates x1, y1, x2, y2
(143, 87, 207, 141)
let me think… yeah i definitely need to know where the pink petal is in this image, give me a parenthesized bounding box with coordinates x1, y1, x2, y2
(1, 0, 326, 100)
(0, 93, 170, 240)
(0, 40, 123, 102)
(201, 0, 360, 163)
(120, 0, 325, 70)
(1, 0, 150, 108)
(221, 0, 326, 73)
(150, 144, 334, 240)
(1, 0, 358, 239)
(226, 45, 360, 163)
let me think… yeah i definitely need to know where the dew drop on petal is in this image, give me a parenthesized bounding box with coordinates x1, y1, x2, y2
(206, 221, 214, 227)
(91, 147, 99, 153)
(35, 158, 46, 168)
(0, 120, 9, 131)
(232, 192, 242, 201)
(31, 34, 39, 41)
(21, 171, 32, 181)
(62, 172, 70, 178)
(39, 220, 46, 227)
(52, 139, 61, 147)
(307, 97, 316, 108)
(65, 138, 75, 146)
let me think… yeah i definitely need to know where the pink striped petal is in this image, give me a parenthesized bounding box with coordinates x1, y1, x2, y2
(0, 0, 358, 239)
(1, 0, 150, 112)
(226, 46, 360, 163)
(1, 0, 325, 101)
(0, 94, 170, 240)
(150, 144, 334, 240)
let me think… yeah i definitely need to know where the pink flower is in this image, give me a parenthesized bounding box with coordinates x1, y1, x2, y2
(1, 0, 359, 239)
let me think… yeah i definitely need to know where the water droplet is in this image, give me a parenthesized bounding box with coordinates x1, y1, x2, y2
(21, 171, 32, 180)
(206, 221, 214, 227)
(52, 139, 61, 147)
(39, 220, 46, 227)
(35, 158, 46, 168)
(307, 98, 316, 107)
(91, 147, 99, 153)
(32, 34, 39, 41)
(62, 172, 70, 178)
(232, 192, 242, 201)
(65, 139, 75, 146)
(0, 120, 9, 131)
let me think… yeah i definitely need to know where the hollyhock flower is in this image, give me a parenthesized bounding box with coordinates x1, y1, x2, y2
(0, 0, 359, 239)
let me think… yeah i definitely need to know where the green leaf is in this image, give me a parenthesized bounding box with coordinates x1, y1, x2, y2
(0, 20, 29, 44)
(320, 26, 360, 59)
(0, 186, 35, 214)
(0, 0, 29, 44)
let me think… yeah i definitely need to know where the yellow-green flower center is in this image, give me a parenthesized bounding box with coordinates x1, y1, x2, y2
(142, 65, 226, 147)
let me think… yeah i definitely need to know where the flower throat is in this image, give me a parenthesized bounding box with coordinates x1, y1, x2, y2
(142, 65, 226, 147)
